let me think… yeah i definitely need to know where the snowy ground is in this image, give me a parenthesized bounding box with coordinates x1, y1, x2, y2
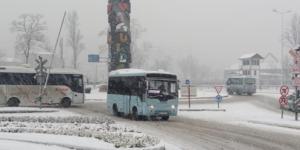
(85, 88, 107, 102)
(179, 94, 300, 135)
(0, 107, 164, 150)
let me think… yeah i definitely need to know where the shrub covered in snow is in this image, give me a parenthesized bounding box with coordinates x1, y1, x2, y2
(0, 116, 160, 148)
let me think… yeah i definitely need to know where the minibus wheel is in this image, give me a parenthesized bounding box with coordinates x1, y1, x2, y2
(61, 98, 71, 108)
(7, 97, 20, 107)
(113, 104, 120, 116)
(131, 107, 138, 120)
(162, 116, 169, 121)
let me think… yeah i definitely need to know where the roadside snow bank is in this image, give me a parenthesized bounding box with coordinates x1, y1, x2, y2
(0, 116, 160, 149)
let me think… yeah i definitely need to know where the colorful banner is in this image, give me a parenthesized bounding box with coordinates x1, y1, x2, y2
(107, 0, 131, 71)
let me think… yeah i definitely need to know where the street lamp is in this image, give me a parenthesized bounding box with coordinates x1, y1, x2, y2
(273, 9, 291, 85)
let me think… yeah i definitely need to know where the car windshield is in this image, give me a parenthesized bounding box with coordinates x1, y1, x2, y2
(148, 80, 177, 96)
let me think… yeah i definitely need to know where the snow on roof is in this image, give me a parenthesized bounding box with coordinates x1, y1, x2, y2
(239, 53, 263, 59)
(109, 68, 176, 77)
(0, 57, 22, 63)
(33, 51, 53, 55)
(260, 53, 281, 69)
(225, 63, 240, 70)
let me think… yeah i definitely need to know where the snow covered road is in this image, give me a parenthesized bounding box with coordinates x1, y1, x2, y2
(70, 94, 300, 150)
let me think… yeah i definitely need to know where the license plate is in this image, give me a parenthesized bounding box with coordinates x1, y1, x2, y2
(159, 112, 168, 115)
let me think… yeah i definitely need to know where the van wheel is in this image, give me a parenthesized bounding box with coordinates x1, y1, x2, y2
(247, 93, 253, 96)
(131, 107, 138, 121)
(7, 98, 20, 107)
(162, 116, 169, 121)
(61, 98, 71, 108)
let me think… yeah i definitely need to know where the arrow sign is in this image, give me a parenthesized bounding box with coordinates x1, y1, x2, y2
(215, 85, 224, 94)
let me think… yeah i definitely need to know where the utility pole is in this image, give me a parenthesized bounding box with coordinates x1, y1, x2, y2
(59, 38, 65, 68)
(273, 9, 291, 85)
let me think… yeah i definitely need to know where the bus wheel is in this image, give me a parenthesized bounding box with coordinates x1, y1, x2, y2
(112, 104, 120, 116)
(162, 116, 169, 121)
(61, 98, 71, 108)
(131, 107, 138, 121)
(7, 97, 20, 107)
(247, 93, 253, 96)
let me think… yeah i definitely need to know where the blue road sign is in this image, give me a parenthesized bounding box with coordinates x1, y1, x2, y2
(185, 80, 191, 85)
(215, 95, 223, 102)
(88, 54, 100, 63)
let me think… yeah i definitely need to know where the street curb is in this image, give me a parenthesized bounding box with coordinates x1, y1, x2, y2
(0, 110, 58, 114)
(179, 109, 226, 112)
(248, 120, 300, 130)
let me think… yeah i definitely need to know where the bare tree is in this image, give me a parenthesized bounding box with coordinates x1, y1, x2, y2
(130, 19, 148, 68)
(285, 14, 300, 48)
(66, 11, 85, 69)
(11, 14, 47, 64)
(39, 38, 52, 52)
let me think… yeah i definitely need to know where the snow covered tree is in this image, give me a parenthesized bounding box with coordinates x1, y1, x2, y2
(66, 11, 85, 69)
(285, 14, 300, 48)
(11, 14, 47, 64)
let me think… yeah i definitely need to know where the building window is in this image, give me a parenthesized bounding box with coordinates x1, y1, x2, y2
(243, 60, 250, 65)
(252, 59, 260, 66)
(243, 70, 251, 75)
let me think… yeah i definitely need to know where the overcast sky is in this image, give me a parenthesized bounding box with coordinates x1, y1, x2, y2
(0, 0, 300, 70)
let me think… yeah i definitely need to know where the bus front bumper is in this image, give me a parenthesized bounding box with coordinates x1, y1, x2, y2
(147, 105, 177, 117)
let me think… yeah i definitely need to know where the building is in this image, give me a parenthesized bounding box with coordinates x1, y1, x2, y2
(225, 53, 282, 88)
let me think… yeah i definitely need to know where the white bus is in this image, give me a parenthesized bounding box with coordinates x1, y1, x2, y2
(0, 66, 84, 107)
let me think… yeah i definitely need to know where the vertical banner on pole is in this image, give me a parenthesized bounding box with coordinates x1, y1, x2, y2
(107, 0, 131, 71)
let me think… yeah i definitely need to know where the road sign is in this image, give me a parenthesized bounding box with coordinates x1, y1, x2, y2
(279, 96, 288, 106)
(88, 54, 100, 63)
(289, 49, 300, 62)
(280, 85, 289, 96)
(292, 77, 300, 87)
(291, 64, 300, 73)
(215, 95, 223, 102)
(215, 85, 224, 94)
(35, 56, 48, 85)
(185, 80, 190, 85)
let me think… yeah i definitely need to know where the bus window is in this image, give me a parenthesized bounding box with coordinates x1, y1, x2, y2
(170, 82, 176, 93)
(148, 80, 177, 96)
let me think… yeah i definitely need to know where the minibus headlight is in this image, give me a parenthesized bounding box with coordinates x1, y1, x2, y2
(149, 105, 155, 109)
(171, 105, 176, 109)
